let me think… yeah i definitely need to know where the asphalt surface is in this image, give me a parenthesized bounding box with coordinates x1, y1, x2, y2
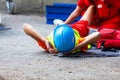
(0, 10, 120, 80)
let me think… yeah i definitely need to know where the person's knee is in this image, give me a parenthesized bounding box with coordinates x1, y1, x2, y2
(96, 32, 100, 36)
(95, 32, 101, 39)
(23, 24, 27, 31)
(23, 24, 31, 35)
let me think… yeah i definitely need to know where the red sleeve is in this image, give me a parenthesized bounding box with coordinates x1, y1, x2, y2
(77, 0, 91, 9)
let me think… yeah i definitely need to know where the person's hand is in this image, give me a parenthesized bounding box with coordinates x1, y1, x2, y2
(45, 41, 57, 54)
(48, 48, 57, 54)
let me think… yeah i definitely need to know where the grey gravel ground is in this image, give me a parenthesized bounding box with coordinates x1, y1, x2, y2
(0, 10, 120, 80)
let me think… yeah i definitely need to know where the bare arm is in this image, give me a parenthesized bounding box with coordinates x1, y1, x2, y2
(80, 5, 94, 25)
(64, 6, 83, 24)
(23, 24, 57, 54)
(72, 32, 100, 51)
(63, 32, 100, 55)
(64, 32, 100, 54)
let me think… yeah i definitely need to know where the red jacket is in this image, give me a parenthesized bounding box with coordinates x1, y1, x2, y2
(77, 0, 120, 30)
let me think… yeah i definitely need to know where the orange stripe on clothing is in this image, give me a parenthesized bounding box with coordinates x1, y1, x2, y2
(78, 38, 88, 52)
(37, 40, 48, 51)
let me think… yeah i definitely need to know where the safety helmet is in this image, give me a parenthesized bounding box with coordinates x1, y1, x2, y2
(53, 24, 75, 52)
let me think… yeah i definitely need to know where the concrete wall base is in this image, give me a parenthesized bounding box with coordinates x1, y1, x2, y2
(0, 0, 77, 14)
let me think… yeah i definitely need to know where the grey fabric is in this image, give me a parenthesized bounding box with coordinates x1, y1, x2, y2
(57, 48, 120, 57)
(0, 24, 11, 30)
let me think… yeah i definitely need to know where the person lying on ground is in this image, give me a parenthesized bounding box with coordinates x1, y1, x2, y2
(23, 5, 100, 54)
